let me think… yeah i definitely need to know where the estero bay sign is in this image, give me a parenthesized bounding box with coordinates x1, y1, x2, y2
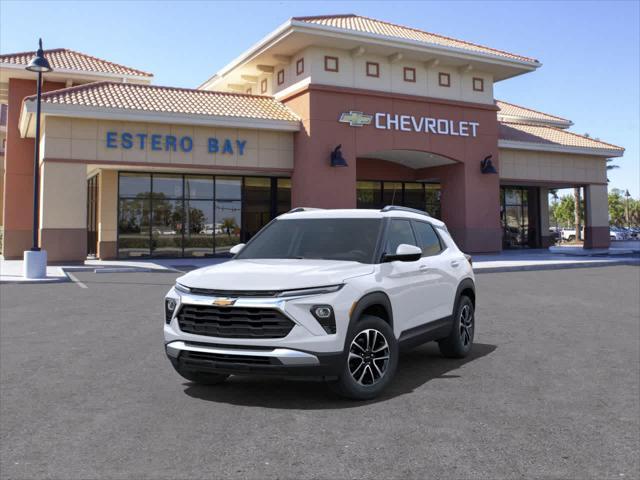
(105, 131, 248, 155)
(339, 111, 480, 137)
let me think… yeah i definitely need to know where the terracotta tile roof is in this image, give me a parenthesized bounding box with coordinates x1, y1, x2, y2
(499, 122, 624, 153)
(496, 100, 571, 126)
(27, 81, 299, 122)
(293, 14, 538, 64)
(0, 48, 152, 78)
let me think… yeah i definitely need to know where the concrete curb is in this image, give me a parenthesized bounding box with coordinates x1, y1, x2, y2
(474, 259, 640, 274)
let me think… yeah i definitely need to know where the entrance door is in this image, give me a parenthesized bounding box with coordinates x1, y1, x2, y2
(500, 186, 540, 248)
(87, 175, 99, 257)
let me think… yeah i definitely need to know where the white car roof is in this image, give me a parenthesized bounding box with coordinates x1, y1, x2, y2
(278, 208, 446, 228)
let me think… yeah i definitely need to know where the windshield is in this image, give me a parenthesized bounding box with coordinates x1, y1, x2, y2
(235, 218, 383, 263)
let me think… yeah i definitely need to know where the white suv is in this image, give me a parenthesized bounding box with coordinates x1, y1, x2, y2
(164, 207, 475, 400)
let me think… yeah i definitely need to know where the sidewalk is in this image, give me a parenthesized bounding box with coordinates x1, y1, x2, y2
(2, 249, 637, 283)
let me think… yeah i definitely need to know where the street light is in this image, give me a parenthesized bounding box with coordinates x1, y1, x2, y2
(23, 39, 52, 279)
(625, 189, 631, 229)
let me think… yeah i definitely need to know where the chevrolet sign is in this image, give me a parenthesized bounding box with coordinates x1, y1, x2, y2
(338, 111, 374, 127)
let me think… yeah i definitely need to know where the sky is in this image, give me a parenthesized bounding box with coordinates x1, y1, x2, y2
(1, 0, 638, 197)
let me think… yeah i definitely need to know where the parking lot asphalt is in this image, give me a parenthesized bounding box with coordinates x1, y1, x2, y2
(1, 266, 639, 480)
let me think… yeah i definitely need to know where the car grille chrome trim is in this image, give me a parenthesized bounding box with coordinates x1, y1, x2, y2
(165, 341, 319, 365)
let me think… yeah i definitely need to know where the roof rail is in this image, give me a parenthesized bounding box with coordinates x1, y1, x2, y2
(380, 205, 431, 217)
(287, 207, 324, 214)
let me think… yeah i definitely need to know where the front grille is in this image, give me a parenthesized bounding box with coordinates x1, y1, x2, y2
(180, 350, 274, 367)
(177, 305, 295, 339)
(188, 288, 280, 297)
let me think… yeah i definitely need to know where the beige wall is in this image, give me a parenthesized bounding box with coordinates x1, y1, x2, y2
(267, 46, 494, 104)
(40, 161, 86, 229)
(42, 117, 294, 170)
(499, 149, 607, 184)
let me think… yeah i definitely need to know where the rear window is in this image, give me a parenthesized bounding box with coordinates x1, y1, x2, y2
(412, 221, 443, 256)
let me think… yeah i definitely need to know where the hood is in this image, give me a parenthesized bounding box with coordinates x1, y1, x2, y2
(178, 259, 374, 291)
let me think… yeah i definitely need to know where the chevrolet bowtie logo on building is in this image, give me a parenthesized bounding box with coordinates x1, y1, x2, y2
(213, 298, 236, 306)
(339, 111, 373, 127)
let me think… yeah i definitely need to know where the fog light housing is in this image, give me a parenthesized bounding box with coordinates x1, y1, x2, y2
(165, 298, 177, 324)
(311, 305, 336, 334)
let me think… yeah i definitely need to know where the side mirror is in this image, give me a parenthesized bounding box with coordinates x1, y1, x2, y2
(383, 244, 422, 262)
(229, 243, 245, 255)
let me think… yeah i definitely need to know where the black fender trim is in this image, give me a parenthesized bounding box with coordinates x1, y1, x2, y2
(454, 278, 476, 309)
(349, 291, 394, 329)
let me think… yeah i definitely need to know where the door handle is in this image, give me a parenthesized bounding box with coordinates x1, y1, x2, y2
(419, 265, 430, 272)
(450, 260, 460, 267)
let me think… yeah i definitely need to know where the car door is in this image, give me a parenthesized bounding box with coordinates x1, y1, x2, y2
(411, 220, 458, 324)
(377, 218, 431, 336)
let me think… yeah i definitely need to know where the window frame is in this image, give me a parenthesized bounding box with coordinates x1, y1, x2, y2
(410, 220, 445, 257)
(324, 55, 339, 72)
(366, 61, 380, 78)
(260, 78, 268, 94)
(277, 69, 285, 85)
(403, 67, 416, 83)
(472, 77, 484, 92)
(438, 72, 451, 87)
(296, 58, 304, 76)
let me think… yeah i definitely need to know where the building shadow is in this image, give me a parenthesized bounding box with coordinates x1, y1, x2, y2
(183, 342, 496, 409)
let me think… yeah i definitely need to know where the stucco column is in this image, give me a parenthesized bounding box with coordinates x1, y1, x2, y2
(98, 170, 118, 259)
(584, 184, 610, 249)
(2, 78, 66, 259)
(539, 188, 552, 247)
(285, 91, 357, 209)
(39, 161, 87, 261)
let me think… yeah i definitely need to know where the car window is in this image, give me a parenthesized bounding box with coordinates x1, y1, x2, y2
(412, 221, 443, 256)
(385, 219, 417, 254)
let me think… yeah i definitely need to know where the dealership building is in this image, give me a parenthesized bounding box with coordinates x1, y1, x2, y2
(0, 14, 624, 261)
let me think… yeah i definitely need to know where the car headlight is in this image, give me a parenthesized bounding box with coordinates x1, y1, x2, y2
(278, 284, 344, 298)
(175, 282, 191, 294)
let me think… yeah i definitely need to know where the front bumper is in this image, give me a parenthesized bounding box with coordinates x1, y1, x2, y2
(166, 340, 343, 378)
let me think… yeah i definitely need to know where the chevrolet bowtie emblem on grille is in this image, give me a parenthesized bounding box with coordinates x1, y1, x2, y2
(213, 298, 236, 306)
(339, 111, 373, 127)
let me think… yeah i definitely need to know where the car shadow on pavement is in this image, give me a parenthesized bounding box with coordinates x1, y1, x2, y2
(183, 342, 496, 409)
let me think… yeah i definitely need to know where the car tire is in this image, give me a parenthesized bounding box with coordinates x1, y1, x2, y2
(438, 296, 475, 359)
(174, 366, 230, 385)
(328, 315, 398, 400)
(567, 235, 575, 242)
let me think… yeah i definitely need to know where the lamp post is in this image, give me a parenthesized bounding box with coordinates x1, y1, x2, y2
(625, 189, 631, 230)
(23, 39, 52, 279)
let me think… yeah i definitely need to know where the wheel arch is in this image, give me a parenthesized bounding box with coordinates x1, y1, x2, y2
(350, 291, 394, 329)
(455, 277, 476, 310)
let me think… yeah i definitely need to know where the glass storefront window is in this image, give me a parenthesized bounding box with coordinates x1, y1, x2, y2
(184, 199, 214, 257)
(119, 173, 151, 197)
(277, 178, 292, 215)
(118, 197, 151, 257)
(185, 176, 214, 200)
(382, 182, 403, 206)
(215, 200, 241, 253)
(117, 173, 288, 258)
(357, 180, 441, 218)
(404, 183, 425, 211)
(357, 181, 382, 209)
(244, 177, 272, 242)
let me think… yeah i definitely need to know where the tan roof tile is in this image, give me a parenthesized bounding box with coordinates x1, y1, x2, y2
(0, 48, 152, 78)
(499, 122, 623, 153)
(293, 14, 538, 64)
(28, 81, 299, 122)
(497, 100, 571, 126)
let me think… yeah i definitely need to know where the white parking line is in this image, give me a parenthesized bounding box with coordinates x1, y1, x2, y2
(66, 272, 88, 289)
